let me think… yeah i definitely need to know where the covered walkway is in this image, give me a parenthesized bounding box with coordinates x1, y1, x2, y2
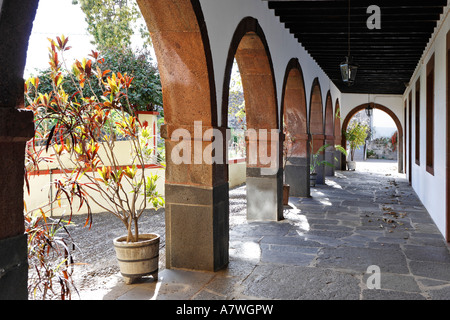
(77, 161, 450, 300)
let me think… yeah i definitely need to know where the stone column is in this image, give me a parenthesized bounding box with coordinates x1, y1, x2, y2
(285, 133, 310, 197)
(246, 129, 283, 221)
(161, 123, 229, 272)
(324, 135, 335, 177)
(334, 131, 343, 171)
(0, 0, 39, 299)
(0, 108, 34, 299)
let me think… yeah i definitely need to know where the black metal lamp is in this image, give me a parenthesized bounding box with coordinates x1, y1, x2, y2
(341, 0, 358, 86)
(340, 56, 358, 86)
(365, 103, 373, 117)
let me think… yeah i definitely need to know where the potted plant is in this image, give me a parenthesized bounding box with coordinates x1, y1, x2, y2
(310, 141, 347, 186)
(345, 121, 369, 170)
(24, 36, 164, 284)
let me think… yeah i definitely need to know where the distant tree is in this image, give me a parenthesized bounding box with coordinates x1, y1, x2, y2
(72, 0, 151, 50)
(228, 60, 246, 130)
(26, 45, 162, 113)
(102, 46, 162, 111)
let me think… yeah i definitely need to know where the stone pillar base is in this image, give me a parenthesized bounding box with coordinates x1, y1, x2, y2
(246, 167, 283, 221)
(0, 108, 34, 300)
(0, 234, 28, 300)
(315, 153, 325, 185)
(334, 150, 343, 171)
(164, 183, 229, 272)
(325, 149, 335, 177)
(285, 157, 310, 197)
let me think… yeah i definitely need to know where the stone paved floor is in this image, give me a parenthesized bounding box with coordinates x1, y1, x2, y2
(79, 160, 450, 300)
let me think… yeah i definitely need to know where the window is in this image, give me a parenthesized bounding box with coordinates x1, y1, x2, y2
(415, 78, 420, 165)
(408, 91, 412, 182)
(426, 54, 435, 175)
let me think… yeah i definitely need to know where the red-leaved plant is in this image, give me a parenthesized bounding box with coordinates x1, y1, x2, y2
(24, 35, 164, 243)
(25, 211, 78, 300)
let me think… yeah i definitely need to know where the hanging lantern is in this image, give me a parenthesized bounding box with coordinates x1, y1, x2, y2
(340, 56, 358, 86)
(340, 0, 358, 86)
(365, 103, 373, 117)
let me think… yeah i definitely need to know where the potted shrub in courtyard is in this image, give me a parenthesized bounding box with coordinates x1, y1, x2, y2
(24, 36, 164, 284)
(310, 141, 346, 186)
(345, 121, 369, 170)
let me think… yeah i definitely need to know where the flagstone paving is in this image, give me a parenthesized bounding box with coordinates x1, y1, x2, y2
(78, 160, 450, 300)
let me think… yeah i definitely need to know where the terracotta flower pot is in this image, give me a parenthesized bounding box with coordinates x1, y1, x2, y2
(283, 184, 290, 205)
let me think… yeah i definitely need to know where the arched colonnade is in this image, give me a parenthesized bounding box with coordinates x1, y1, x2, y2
(0, 0, 405, 298)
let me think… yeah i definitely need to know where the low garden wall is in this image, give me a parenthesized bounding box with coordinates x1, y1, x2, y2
(25, 156, 247, 217)
(367, 136, 397, 160)
(229, 158, 246, 188)
(24, 164, 165, 217)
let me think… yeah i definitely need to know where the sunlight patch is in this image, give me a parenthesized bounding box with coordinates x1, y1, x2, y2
(284, 203, 310, 231)
(229, 241, 261, 262)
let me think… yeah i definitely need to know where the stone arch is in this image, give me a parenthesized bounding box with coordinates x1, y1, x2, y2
(334, 99, 343, 169)
(222, 16, 278, 131)
(222, 16, 282, 221)
(138, 0, 217, 128)
(281, 58, 310, 197)
(137, 0, 228, 272)
(341, 103, 404, 173)
(334, 99, 342, 145)
(309, 78, 326, 184)
(2, 0, 228, 278)
(281, 58, 308, 155)
(324, 91, 335, 176)
(309, 78, 324, 136)
(324, 92, 334, 139)
(1, 0, 232, 278)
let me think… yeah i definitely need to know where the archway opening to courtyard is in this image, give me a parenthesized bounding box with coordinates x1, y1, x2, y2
(324, 91, 336, 178)
(22, 0, 231, 276)
(222, 17, 282, 221)
(226, 58, 247, 225)
(309, 78, 326, 184)
(342, 104, 403, 175)
(281, 58, 309, 198)
(334, 99, 343, 170)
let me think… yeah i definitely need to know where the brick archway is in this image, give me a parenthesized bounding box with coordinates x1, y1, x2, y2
(324, 91, 335, 176)
(222, 16, 282, 221)
(309, 78, 326, 184)
(281, 58, 309, 197)
(334, 99, 343, 169)
(222, 17, 278, 131)
(137, 0, 228, 271)
(1, 0, 230, 295)
(341, 103, 404, 173)
(309, 78, 324, 137)
(0, 1, 230, 296)
(281, 58, 307, 155)
(334, 99, 342, 144)
(324, 92, 334, 139)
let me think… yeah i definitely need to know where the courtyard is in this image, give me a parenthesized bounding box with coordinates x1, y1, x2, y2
(65, 160, 450, 300)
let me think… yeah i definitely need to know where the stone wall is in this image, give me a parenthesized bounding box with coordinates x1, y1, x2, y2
(367, 137, 397, 160)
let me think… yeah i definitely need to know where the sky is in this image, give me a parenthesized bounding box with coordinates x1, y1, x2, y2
(24, 0, 95, 78)
(24, 0, 155, 78)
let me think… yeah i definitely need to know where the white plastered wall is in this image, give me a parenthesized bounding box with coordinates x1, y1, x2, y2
(199, 0, 341, 128)
(404, 6, 450, 237)
(339, 94, 404, 127)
